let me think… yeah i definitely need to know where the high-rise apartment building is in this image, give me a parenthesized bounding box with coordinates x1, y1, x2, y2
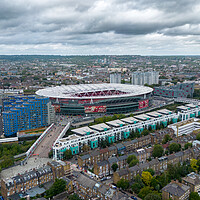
(2, 96, 52, 137)
(110, 73, 121, 84)
(132, 71, 159, 85)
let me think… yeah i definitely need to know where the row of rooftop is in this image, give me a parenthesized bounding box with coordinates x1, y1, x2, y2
(70, 104, 199, 136)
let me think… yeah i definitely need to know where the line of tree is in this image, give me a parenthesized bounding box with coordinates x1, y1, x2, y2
(117, 160, 196, 200)
(0, 140, 36, 171)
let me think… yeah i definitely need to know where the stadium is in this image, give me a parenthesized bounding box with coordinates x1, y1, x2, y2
(36, 84, 153, 115)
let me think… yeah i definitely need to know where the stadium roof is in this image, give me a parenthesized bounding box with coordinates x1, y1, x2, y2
(36, 83, 153, 99)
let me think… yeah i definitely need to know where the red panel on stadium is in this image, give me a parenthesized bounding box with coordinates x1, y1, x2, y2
(53, 105, 61, 113)
(138, 99, 149, 109)
(84, 106, 107, 113)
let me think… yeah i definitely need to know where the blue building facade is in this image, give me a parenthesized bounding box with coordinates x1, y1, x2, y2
(3, 96, 49, 137)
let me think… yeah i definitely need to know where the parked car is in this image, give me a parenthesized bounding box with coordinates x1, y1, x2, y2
(130, 196, 137, 200)
(107, 176, 111, 179)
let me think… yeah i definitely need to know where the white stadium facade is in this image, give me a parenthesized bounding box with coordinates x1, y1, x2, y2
(36, 83, 153, 115)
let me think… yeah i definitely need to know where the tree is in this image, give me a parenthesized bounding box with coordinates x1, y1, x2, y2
(129, 159, 139, 167)
(152, 144, 164, 158)
(145, 168, 155, 176)
(169, 143, 181, 154)
(142, 171, 153, 186)
(48, 149, 53, 158)
(127, 154, 139, 167)
(138, 186, 153, 199)
(150, 177, 160, 191)
(157, 172, 169, 188)
(111, 163, 118, 172)
(68, 193, 82, 200)
(131, 183, 141, 194)
(142, 129, 150, 136)
(196, 133, 200, 141)
(46, 178, 66, 198)
(116, 178, 129, 190)
(189, 192, 200, 200)
(190, 159, 198, 172)
(127, 155, 137, 164)
(82, 144, 90, 152)
(184, 143, 192, 150)
(135, 174, 144, 186)
(144, 193, 161, 200)
(63, 149, 72, 160)
(162, 134, 172, 144)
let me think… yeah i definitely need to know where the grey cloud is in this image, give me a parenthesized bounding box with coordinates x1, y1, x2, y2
(0, 0, 200, 54)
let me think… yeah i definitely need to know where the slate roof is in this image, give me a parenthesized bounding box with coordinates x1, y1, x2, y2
(182, 172, 200, 186)
(115, 143, 125, 150)
(118, 155, 128, 161)
(118, 169, 129, 176)
(149, 159, 159, 166)
(90, 150, 100, 157)
(13, 175, 23, 184)
(108, 146, 117, 151)
(81, 154, 90, 160)
(175, 151, 184, 158)
(139, 162, 150, 170)
(100, 148, 109, 154)
(97, 160, 109, 167)
(108, 157, 119, 165)
(76, 174, 96, 189)
(129, 165, 140, 173)
(162, 183, 190, 197)
(49, 161, 61, 167)
(36, 165, 52, 177)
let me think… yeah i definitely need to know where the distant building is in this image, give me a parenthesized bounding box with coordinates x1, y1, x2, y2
(110, 73, 121, 84)
(132, 71, 159, 85)
(47, 102, 56, 125)
(2, 95, 54, 137)
(154, 82, 195, 98)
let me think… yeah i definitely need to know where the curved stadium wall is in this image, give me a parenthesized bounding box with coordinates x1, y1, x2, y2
(36, 84, 153, 115)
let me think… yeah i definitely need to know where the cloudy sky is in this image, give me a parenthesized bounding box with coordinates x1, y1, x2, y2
(1, 0, 200, 55)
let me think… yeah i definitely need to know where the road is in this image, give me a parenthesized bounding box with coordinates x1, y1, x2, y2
(32, 125, 64, 158)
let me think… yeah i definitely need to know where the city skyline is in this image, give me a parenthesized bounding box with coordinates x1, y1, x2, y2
(1, 0, 200, 55)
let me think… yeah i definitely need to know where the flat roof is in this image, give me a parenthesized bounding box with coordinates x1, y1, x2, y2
(157, 109, 173, 115)
(121, 117, 139, 124)
(185, 104, 197, 108)
(134, 114, 152, 121)
(71, 126, 96, 136)
(59, 134, 80, 142)
(106, 119, 126, 127)
(177, 105, 190, 110)
(146, 111, 162, 118)
(90, 123, 111, 131)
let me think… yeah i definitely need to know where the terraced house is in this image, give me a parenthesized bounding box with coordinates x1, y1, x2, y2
(1, 161, 69, 200)
(113, 148, 194, 184)
(73, 173, 117, 200)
